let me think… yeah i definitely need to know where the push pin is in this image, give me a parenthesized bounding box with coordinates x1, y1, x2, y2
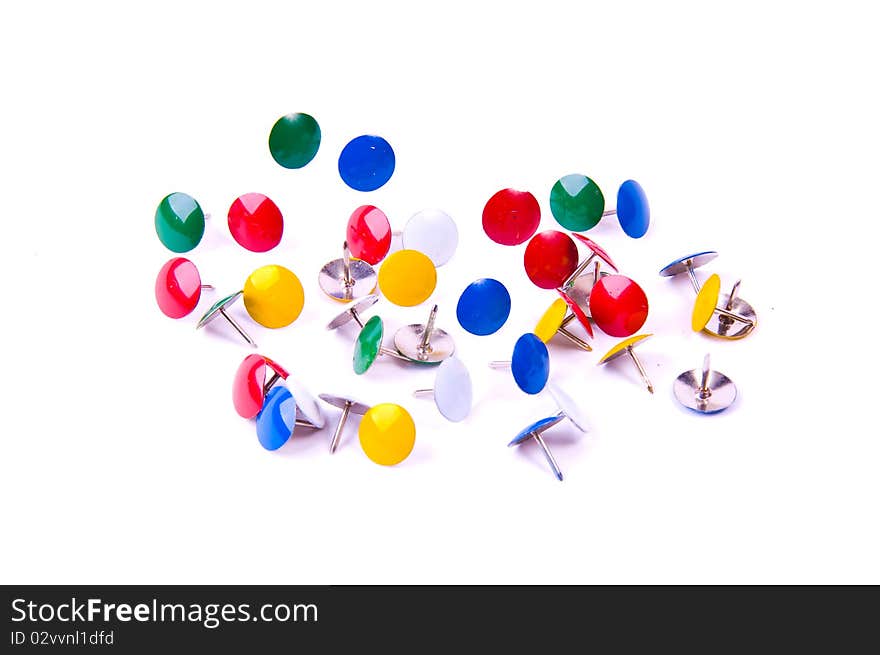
(196, 291, 257, 347)
(600, 179, 650, 238)
(353, 315, 420, 375)
(319, 394, 371, 454)
(597, 334, 655, 394)
(233, 354, 326, 428)
(482, 188, 541, 246)
(674, 353, 737, 413)
(155, 192, 206, 253)
(456, 278, 511, 336)
(227, 192, 284, 253)
(155, 257, 213, 319)
(393, 304, 455, 363)
(399, 209, 459, 267)
(358, 403, 417, 466)
(589, 274, 649, 338)
(413, 356, 473, 422)
(255, 385, 322, 451)
(489, 333, 550, 395)
(563, 234, 618, 289)
(509, 382, 590, 480)
(196, 264, 306, 346)
(338, 134, 396, 192)
(523, 230, 579, 289)
(377, 249, 437, 307)
(549, 175, 649, 238)
(534, 298, 592, 350)
(346, 205, 391, 265)
(326, 294, 380, 331)
(658, 252, 756, 339)
(319, 241, 377, 302)
(557, 288, 594, 339)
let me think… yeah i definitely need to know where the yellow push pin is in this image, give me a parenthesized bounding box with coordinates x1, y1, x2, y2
(358, 403, 416, 466)
(597, 333, 655, 394)
(533, 298, 592, 351)
(691, 274, 756, 339)
(196, 264, 305, 345)
(243, 264, 305, 328)
(377, 249, 437, 307)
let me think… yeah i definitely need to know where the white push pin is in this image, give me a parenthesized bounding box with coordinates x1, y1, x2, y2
(413, 356, 473, 422)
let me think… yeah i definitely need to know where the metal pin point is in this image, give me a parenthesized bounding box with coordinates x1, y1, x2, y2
(196, 291, 257, 347)
(318, 241, 378, 301)
(673, 353, 737, 413)
(393, 304, 456, 363)
(534, 298, 592, 352)
(319, 394, 371, 453)
(597, 334, 655, 394)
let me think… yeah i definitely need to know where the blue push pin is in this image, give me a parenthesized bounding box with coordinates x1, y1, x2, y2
(508, 383, 589, 481)
(603, 179, 650, 238)
(456, 278, 511, 336)
(255, 386, 322, 451)
(489, 333, 550, 395)
(338, 135, 395, 191)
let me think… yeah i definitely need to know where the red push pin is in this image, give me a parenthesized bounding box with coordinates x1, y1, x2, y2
(345, 205, 392, 265)
(227, 193, 284, 252)
(523, 230, 579, 290)
(588, 274, 649, 337)
(155, 257, 213, 319)
(482, 188, 541, 246)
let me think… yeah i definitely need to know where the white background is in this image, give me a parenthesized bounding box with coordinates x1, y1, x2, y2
(1, 1, 877, 584)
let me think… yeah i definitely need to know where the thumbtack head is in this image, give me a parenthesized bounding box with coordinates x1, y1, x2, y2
(255, 386, 299, 451)
(319, 242, 378, 302)
(511, 333, 550, 395)
(346, 205, 392, 265)
(243, 264, 305, 328)
(402, 209, 459, 267)
(353, 315, 385, 374)
(482, 188, 541, 246)
(456, 278, 511, 336)
(155, 257, 207, 319)
(549, 174, 604, 231)
(326, 294, 380, 331)
(589, 274, 649, 338)
(615, 179, 650, 238)
(523, 230, 579, 289)
(233, 354, 290, 419)
(358, 403, 416, 466)
(674, 354, 737, 413)
(227, 193, 284, 252)
(393, 305, 455, 363)
(377, 249, 437, 307)
(155, 192, 205, 253)
(415, 357, 473, 422)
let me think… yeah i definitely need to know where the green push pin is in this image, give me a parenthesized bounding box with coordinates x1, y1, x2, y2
(268, 112, 322, 169)
(154, 192, 206, 253)
(549, 174, 605, 232)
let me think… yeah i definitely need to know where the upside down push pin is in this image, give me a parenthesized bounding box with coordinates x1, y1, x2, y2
(659, 252, 756, 339)
(394, 304, 455, 363)
(319, 394, 371, 453)
(319, 241, 377, 302)
(413, 356, 473, 422)
(326, 294, 379, 331)
(489, 333, 550, 395)
(508, 415, 566, 480)
(563, 234, 619, 288)
(534, 298, 592, 350)
(674, 353, 737, 413)
(597, 334, 655, 394)
(196, 291, 258, 347)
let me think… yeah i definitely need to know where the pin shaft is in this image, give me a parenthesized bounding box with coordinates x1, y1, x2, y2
(558, 327, 592, 351)
(418, 305, 437, 354)
(533, 433, 564, 481)
(328, 401, 351, 453)
(627, 346, 654, 394)
(219, 308, 256, 347)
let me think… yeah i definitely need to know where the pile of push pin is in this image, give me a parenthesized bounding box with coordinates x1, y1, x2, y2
(154, 112, 758, 481)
